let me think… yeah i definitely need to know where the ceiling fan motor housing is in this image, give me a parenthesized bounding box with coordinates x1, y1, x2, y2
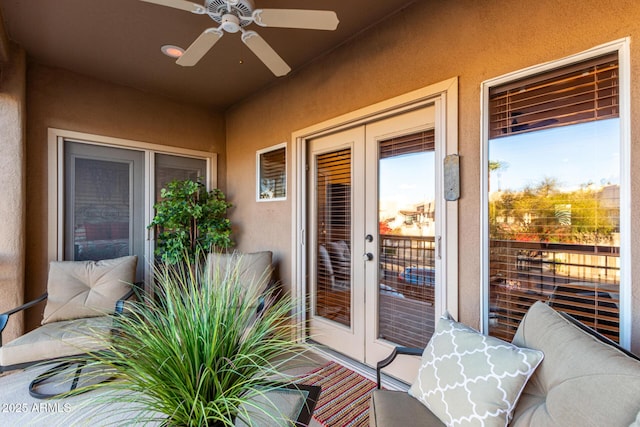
(207, 0, 255, 28)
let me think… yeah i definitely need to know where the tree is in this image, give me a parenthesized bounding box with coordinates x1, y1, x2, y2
(148, 179, 233, 264)
(489, 178, 616, 245)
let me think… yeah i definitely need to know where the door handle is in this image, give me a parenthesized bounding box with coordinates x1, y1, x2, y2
(363, 253, 374, 261)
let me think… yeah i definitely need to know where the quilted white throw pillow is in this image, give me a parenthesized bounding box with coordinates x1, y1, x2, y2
(408, 316, 543, 427)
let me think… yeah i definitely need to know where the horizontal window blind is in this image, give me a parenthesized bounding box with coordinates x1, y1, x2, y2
(487, 51, 622, 343)
(259, 147, 286, 199)
(488, 240, 620, 343)
(379, 129, 435, 159)
(377, 130, 436, 349)
(489, 53, 619, 138)
(315, 148, 352, 327)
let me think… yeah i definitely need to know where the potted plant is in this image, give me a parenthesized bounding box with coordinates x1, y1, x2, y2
(149, 178, 233, 264)
(71, 251, 306, 426)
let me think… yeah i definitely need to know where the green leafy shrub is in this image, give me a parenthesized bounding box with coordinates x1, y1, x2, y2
(149, 179, 233, 264)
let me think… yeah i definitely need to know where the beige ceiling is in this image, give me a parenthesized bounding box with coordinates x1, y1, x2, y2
(0, 0, 416, 111)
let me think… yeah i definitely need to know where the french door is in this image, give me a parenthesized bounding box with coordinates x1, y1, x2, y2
(308, 105, 442, 382)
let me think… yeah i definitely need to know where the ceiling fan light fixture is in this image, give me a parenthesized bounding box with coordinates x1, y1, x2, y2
(161, 45, 185, 58)
(144, 0, 338, 76)
(220, 14, 241, 33)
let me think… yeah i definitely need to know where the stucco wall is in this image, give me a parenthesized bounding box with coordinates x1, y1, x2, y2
(0, 44, 25, 344)
(24, 64, 226, 330)
(224, 0, 640, 351)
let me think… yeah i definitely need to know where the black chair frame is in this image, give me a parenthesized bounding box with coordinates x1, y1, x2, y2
(0, 285, 139, 398)
(376, 346, 422, 389)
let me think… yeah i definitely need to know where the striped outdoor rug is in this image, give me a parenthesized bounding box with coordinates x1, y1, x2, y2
(299, 361, 378, 427)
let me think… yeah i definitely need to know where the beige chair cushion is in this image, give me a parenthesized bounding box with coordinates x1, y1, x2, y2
(370, 390, 445, 427)
(206, 251, 273, 295)
(511, 301, 640, 427)
(0, 316, 111, 367)
(42, 256, 137, 325)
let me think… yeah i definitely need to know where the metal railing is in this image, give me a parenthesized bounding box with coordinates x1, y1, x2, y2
(377, 235, 436, 348)
(379, 235, 435, 297)
(379, 235, 435, 273)
(489, 239, 620, 342)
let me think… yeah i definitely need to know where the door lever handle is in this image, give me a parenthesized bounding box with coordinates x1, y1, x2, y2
(363, 252, 374, 261)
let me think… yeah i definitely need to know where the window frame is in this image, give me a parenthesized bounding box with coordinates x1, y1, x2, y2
(47, 128, 217, 286)
(479, 38, 631, 348)
(256, 142, 287, 202)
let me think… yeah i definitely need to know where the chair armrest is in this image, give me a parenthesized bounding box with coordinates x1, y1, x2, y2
(0, 293, 48, 345)
(376, 346, 423, 389)
(114, 282, 143, 314)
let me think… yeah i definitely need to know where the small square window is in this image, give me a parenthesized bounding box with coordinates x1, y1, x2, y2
(257, 143, 286, 201)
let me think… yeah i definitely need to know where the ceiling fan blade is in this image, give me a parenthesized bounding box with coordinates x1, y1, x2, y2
(241, 31, 291, 77)
(139, 0, 206, 14)
(177, 28, 224, 66)
(252, 9, 339, 31)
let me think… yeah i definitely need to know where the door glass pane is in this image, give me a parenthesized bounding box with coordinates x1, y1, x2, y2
(153, 154, 208, 259)
(315, 148, 352, 327)
(70, 158, 132, 261)
(378, 130, 435, 348)
(155, 154, 207, 203)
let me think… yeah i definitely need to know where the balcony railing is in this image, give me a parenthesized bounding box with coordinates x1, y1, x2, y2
(379, 234, 435, 303)
(377, 235, 435, 348)
(489, 239, 620, 342)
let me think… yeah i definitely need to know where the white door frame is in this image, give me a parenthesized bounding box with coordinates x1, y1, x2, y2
(291, 77, 459, 343)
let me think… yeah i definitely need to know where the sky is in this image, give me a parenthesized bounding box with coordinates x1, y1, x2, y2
(489, 119, 620, 193)
(379, 152, 435, 214)
(374, 118, 620, 217)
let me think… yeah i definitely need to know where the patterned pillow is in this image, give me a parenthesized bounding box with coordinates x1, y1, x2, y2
(408, 316, 544, 427)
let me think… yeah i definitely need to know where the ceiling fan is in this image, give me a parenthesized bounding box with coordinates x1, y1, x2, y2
(141, 0, 339, 76)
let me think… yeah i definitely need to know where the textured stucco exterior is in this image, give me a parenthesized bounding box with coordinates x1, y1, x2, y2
(224, 0, 640, 352)
(0, 44, 25, 344)
(1, 0, 639, 354)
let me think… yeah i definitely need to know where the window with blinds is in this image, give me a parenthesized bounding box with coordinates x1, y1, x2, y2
(486, 51, 621, 343)
(489, 53, 619, 138)
(315, 148, 352, 327)
(257, 144, 286, 201)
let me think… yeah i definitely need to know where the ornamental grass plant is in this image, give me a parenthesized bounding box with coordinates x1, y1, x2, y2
(71, 252, 305, 426)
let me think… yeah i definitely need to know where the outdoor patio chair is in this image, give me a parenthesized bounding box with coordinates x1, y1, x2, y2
(0, 255, 138, 397)
(318, 244, 350, 291)
(206, 250, 274, 312)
